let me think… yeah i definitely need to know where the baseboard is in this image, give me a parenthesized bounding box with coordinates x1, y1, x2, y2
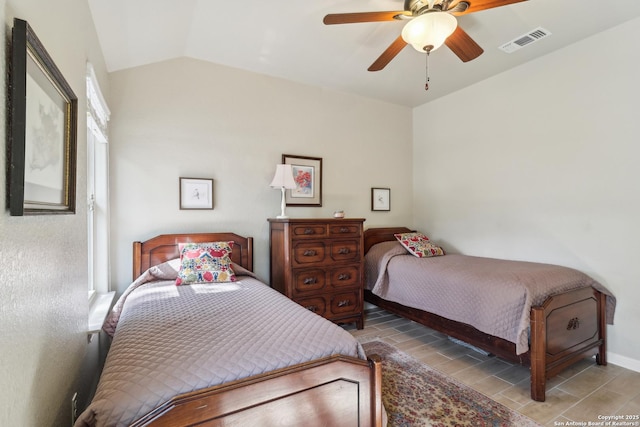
(607, 352, 640, 373)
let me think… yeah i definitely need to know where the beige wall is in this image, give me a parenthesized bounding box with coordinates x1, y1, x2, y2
(413, 17, 640, 368)
(0, 0, 109, 425)
(108, 57, 413, 292)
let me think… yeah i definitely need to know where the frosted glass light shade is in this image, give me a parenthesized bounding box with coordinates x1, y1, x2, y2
(401, 12, 457, 52)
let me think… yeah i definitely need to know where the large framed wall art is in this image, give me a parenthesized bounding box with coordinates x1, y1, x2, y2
(9, 18, 78, 215)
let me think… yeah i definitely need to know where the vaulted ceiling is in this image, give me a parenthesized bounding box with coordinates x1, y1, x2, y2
(88, 0, 640, 107)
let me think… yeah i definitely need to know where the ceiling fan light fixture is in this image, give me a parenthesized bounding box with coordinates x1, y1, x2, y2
(401, 11, 457, 52)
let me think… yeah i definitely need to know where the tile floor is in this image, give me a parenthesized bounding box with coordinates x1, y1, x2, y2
(344, 305, 640, 427)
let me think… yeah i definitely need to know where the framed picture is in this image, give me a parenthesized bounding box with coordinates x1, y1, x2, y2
(282, 154, 322, 207)
(371, 188, 390, 211)
(9, 18, 78, 216)
(180, 178, 214, 210)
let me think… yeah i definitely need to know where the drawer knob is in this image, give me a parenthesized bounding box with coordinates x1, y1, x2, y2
(339, 227, 349, 233)
(304, 228, 314, 235)
(306, 305, 318, 312)
(567, 317, 580, 330)
(337, 274, 350, 281)
(337, 248, 350, 254)
(337, 300, 351, 307)
(303, 277, 317, 285)
(303, 249, 317, 256)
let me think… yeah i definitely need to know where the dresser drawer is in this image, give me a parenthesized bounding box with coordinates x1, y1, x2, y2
(296, 292, 362, 320)
(291, 224, 327, 239)
(329, 265, 360, 289)
(330, 240, 360, 262)
(292, 268, 327, 295)
(296, 296, 327, 317)
(292, 242, 326, 265)
(328, 223, 361, 237)
(329, 291, 362, 317)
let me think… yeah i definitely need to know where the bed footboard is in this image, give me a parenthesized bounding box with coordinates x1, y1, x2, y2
(131, 354, 383, 427)
(530, 286, 607, 401)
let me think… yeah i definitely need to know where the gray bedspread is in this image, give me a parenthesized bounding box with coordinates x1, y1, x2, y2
(76, 260, 365, 427)
(365, 241, 616, 355)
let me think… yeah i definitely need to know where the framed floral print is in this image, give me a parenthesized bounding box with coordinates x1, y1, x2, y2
(282, 154, 322, 207)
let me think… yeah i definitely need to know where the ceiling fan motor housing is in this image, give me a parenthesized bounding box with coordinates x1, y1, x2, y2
(404, 0, 469, 16)
(405, 0, 445, 14)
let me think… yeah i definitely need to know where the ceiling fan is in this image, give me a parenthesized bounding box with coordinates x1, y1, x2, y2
(323, 0, 527, 72)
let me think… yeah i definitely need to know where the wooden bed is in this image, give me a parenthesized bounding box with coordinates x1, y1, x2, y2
(363, 227, 609, 402)
(108, 233, 383, 426)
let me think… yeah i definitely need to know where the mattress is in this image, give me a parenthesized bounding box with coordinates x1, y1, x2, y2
(76, 260, 365, 427)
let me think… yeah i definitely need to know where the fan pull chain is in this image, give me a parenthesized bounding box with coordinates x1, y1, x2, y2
(425, 50, 430, 91)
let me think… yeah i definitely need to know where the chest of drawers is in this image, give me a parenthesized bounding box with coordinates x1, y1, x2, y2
(268, 218, 365, 329)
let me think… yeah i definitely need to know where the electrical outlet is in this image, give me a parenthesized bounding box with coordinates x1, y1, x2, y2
(71, 392, 78, 426)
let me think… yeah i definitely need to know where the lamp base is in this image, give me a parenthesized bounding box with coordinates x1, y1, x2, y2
(276, 187, 290, 219)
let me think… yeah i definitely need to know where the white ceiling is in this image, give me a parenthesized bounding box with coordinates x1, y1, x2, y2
(88, 0, 640, 107)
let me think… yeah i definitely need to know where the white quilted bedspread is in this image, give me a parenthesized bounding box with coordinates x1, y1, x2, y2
(365, 241, 615, 355)
(75, 265, 364, 427)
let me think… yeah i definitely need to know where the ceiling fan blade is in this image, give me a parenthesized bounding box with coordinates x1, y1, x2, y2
(368, 36, 408, 72)
(323, 11, 409, 25)
(444, 27, 484, 62)
(451, 0, 527, 15)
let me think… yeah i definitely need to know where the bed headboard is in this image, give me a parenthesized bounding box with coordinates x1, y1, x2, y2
(363, 226, 414, 253)
(132, 232, 254, 280)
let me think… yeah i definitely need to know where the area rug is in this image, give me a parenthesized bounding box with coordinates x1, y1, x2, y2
(361, 340, 542, 427)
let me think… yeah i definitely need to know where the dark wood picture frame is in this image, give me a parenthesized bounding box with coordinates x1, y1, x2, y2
(282, 154, 322, 207)
(179, 177, 214, 210)
(371, 187, 390, 211)
(9, 18, 78, 216)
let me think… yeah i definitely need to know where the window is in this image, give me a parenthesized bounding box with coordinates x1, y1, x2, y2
(86, 63, 111, 301)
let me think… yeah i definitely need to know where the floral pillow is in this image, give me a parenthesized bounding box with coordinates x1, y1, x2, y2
(175, 241, 236, 285)
(394, 232, 445, 258)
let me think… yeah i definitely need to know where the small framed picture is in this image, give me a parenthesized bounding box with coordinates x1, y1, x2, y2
(180, 178, 213, 209)
(371, 188, 390, 211)
(282, 154, 322, 207)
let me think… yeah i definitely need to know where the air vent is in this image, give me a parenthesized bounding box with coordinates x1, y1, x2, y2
(499, 27, 551, 53)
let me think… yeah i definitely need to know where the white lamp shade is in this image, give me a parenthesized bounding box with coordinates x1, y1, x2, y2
(401, 12, 457, 52)
(270, 164, 297, 189)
